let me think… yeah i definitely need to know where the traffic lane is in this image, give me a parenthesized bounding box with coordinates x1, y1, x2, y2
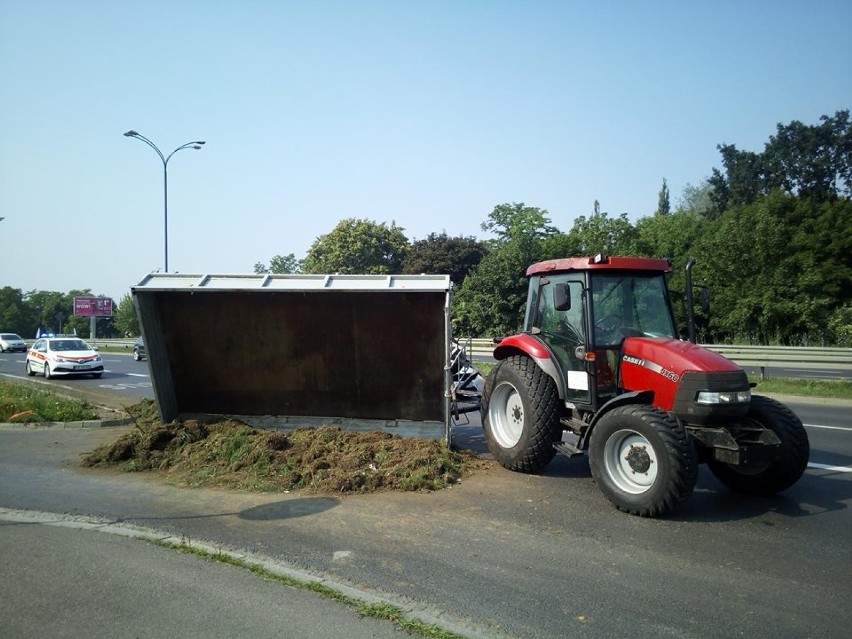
(454, 398, 852, 466)
(0, 352, 154, 403)
(0, 520, 402, 639)
(1, 428, 850, 639)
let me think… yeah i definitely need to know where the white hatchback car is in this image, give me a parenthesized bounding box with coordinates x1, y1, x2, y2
(25, 337, 104, 379)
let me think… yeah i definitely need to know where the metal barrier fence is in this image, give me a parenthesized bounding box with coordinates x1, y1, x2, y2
(89, 337, 852, 379)
(457, 337, 852, 379)
(89, 338, 137, 350)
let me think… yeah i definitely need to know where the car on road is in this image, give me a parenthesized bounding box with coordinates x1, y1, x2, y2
(0, 333, 27, 353)
(25, 337, 104, 379)
(133, 336, 146, 361)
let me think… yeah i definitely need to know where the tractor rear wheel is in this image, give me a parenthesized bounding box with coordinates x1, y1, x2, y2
(481, 355, 561, 473)
(589, 405, 698, 517)
(708, 395, 809, 496)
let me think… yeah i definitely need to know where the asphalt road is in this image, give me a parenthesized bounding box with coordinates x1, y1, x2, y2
(1, 352, 851, 638)
(1, 519, 403, 639)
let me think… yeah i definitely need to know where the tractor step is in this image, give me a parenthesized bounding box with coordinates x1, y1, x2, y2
(554, 441, 584, 458)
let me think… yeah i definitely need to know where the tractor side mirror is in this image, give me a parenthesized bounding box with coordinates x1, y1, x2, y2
(553, 283, 571, 311)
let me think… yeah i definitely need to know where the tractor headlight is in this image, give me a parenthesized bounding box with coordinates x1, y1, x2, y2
(696, 390, 751, 405)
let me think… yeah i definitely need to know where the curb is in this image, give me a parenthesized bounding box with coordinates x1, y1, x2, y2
(0, 416, 132, 430)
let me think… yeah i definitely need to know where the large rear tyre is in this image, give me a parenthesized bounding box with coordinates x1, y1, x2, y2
(589, 405, 698, 517)
(481, 355, 561, 473)
(708, 395, 809, 496)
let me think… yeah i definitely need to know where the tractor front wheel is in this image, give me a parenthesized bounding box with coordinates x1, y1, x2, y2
(708, 395, 809, 496)
(481, 355, 561, 473)
(589, 405, 698, 517)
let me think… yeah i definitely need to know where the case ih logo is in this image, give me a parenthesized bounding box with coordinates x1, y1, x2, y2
(622, 354, 680, 383)
(74, 296, 113, 317)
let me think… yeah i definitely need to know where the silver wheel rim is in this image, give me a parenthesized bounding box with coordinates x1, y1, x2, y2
(488, 381, 525, 448)
(603, 429, 659, 494)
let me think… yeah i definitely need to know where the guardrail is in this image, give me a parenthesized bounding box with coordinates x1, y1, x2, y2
(77, 337, 852, 379)
(88, 338, 137, 351)
(458, 337, 852, 379)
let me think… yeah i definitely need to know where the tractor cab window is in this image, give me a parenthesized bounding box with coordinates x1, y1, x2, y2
(591, 274, 676, 347)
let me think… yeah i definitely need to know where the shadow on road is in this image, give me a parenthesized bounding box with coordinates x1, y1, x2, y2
(239, 497, 340, 521)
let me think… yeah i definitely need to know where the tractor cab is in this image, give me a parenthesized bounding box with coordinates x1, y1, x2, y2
(523, 255, 677, 409)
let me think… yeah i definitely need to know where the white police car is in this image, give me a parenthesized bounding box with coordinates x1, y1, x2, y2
(25, 337, 104, 379)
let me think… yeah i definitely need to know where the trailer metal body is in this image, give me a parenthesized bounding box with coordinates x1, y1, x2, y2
(132, 273, 452, 441)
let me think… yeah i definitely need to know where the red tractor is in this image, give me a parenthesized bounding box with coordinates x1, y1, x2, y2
(480, 255, 809, 517)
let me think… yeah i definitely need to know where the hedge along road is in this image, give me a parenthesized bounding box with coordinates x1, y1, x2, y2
(2, 356, 852, 637)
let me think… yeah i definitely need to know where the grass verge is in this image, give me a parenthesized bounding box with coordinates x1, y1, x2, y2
(155, 537, 467, 638)
(0, 380, 99, 422)
(749, 376, 852, 400)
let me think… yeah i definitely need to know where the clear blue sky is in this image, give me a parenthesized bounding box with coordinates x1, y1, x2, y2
(2, 1, 850, 302)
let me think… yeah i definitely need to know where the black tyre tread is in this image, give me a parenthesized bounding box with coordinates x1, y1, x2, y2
(482, 355, 561, 473)
(708, 395, 810, 496)
(590, 404, 699, 517)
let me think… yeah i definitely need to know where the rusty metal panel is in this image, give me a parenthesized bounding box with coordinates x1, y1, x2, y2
(131, 274, 450, 438)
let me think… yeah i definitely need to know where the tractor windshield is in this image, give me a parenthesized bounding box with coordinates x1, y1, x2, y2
(591, 273, 676, 346)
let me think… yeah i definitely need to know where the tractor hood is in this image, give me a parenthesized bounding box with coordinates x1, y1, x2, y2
(620, 338, 744, 410)
(622, 337, 742, 377)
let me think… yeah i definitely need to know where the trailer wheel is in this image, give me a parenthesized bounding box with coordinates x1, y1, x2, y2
(708, 395, 809, 496)
(589, 405, 698, 517)
(482, 355, 561, 473)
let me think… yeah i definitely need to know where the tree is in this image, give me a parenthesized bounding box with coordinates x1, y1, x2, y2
(676, 181, 715, 217)
(542, 209, 639, 259)
(454, 203, 556, 336)
(693, 193, 851, 344)
(402, 232, 486, 284)
(301, 218, 409, 274)
(453, 241, 537, 337)
(708, 110, 852, 213)
(656, 178, 671, 216)
(113, 294, 141, 336)
(254, 253, 302, 274)
(480, 202, 558, 244)
(26, 290, 72, 335)
(0, 287, 32, 336)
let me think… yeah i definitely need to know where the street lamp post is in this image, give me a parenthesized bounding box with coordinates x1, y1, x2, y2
(123, 130, 205, 273)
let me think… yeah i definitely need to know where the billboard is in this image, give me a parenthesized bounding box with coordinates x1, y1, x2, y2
(74, 296, 113, 317)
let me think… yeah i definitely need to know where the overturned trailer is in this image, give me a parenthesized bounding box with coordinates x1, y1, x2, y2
(131, 273, 455, 442)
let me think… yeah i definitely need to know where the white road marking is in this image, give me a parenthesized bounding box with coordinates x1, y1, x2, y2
(125, 373, 149, 378)
(804, 423, 851, 431)
(807, 463, 852, 473)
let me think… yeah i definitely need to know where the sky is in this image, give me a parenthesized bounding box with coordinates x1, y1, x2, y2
(1, 1, 850, 302)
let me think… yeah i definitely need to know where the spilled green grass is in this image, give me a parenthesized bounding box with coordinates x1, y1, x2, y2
(0, 380, 99, 423)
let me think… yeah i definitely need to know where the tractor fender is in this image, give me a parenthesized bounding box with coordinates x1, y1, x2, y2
(588, 390, 656, 432)
(493, 334, 566, 400)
